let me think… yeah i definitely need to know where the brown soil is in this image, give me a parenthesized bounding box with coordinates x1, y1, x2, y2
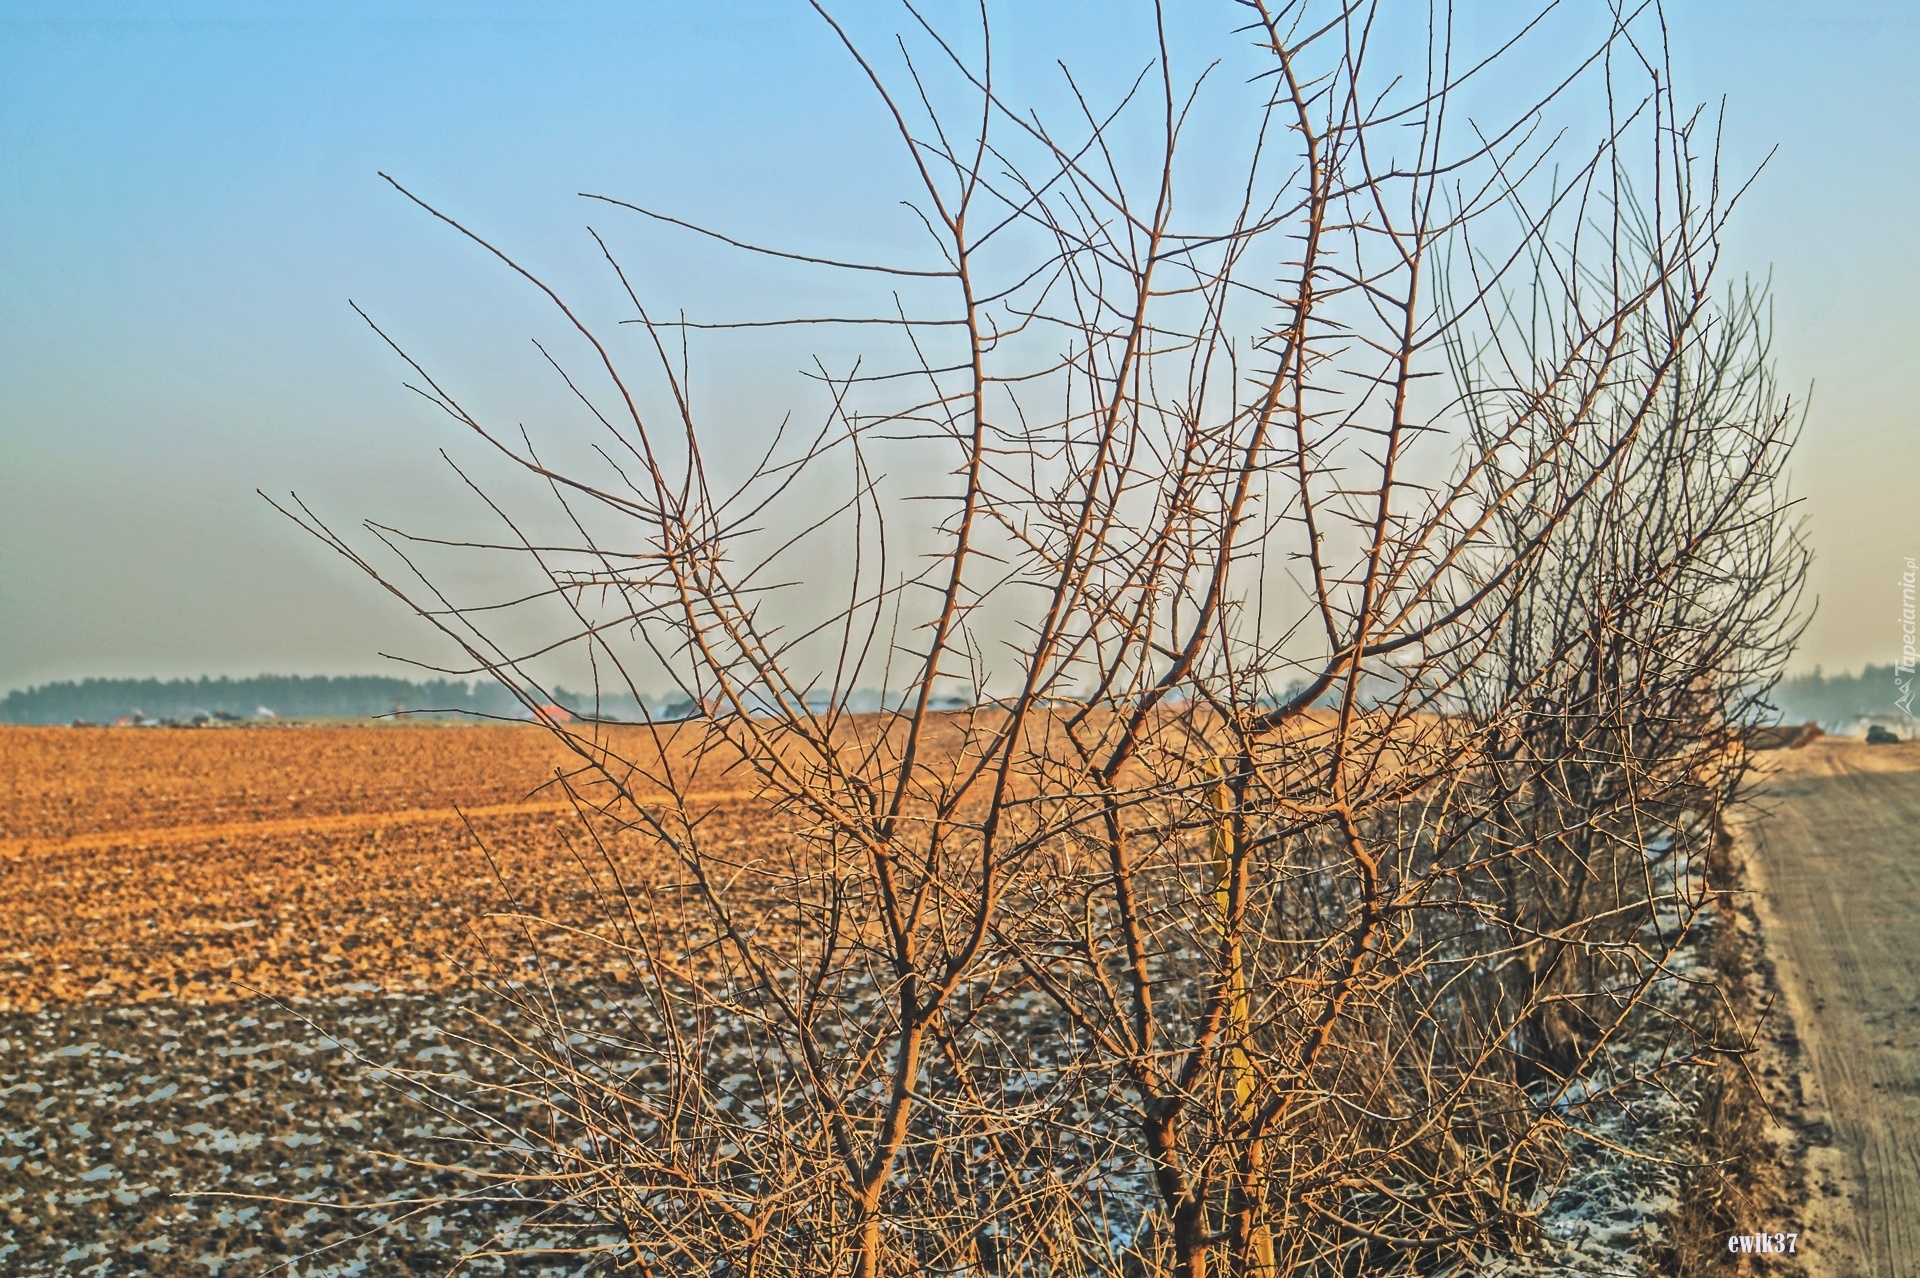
(1737, 739, 1920, 1278)
(0, 724, 748, 1013)
(0, 723, 761, 1275)
(0, 722, 587, 842)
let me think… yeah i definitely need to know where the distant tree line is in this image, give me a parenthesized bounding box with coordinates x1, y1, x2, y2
(1773, 665, 1908, 730)
(4, 669, 1880, 730)
(0, 675, 645, 725)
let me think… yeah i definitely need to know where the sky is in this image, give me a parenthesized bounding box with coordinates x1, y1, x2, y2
(2, 0, 1915, 693)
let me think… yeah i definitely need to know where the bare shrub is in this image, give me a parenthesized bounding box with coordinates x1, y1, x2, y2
(281, 2, 1807, 1272)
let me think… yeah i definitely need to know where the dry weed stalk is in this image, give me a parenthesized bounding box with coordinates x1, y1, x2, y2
(283, 2, 1806, 1272)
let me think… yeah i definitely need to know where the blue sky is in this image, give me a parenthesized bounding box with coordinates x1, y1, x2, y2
(2, 1, 1915, 690)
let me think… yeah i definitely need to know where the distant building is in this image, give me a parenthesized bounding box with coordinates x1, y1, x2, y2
(1849, 713, 1912, 741)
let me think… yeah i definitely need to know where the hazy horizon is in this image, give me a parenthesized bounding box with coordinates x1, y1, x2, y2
(5, 1, 1916, 693)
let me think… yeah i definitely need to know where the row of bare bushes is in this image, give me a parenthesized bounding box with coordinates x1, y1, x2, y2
(286, 2, 1808, 1272)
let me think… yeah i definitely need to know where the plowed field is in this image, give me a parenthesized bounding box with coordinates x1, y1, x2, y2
(0, 722, 743, 1275)
(0, 724, 757, 1014)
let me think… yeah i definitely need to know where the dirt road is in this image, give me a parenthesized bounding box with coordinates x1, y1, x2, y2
(1746, 740, 1920, 1276)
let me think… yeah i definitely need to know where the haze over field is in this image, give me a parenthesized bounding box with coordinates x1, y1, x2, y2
(2, 0, 1915, 692)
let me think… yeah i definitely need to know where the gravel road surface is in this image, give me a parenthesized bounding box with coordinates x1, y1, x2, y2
(1746, 741, 1920, 1277)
